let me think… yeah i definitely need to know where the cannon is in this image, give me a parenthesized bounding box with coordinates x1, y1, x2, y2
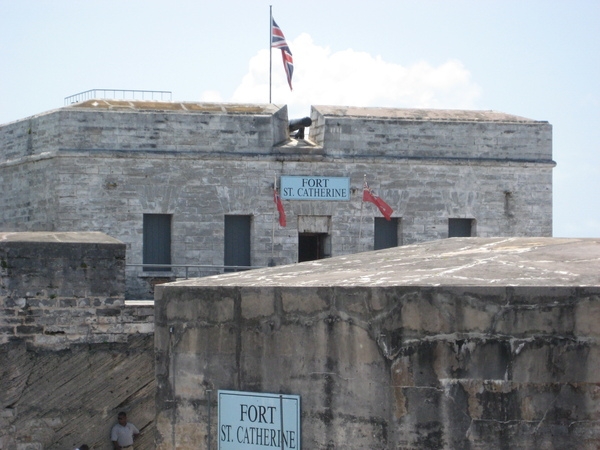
(288, 117, 312, 139)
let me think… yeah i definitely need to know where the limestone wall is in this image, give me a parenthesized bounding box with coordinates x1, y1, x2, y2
(19, 154, 553, 299)
(50, 154, 552, 297)
(0, 153, 58, 232)
(0, 232, 156, 449)
(0, 111, 63, 160)
(0, 103, 554, 299)
(55, 107, 288, 153)
(309, 106, 553, 162)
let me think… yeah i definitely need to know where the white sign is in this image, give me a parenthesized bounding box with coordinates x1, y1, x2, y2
(218, 390, 301, 450)
(280, 176, 350, 201)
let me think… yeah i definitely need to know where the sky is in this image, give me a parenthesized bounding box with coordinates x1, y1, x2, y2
(1, 0, 598, 238)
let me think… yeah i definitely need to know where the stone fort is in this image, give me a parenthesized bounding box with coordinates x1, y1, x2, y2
(0, 101, 554, 298)
(1, 100, 576, 449)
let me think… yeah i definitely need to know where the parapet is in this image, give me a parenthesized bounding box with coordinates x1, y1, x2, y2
(309, 105, 553, 162)
(0, 101, 290, 159)
(1, 101, 553, 163)
(0, 232, 152, 347)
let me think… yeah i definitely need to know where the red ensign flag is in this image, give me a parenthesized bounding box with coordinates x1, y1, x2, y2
(363, 181, 393, 221)
(274, 188, 287, 227)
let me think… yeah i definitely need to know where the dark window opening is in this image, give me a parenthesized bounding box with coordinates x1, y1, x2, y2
(448, 218, 474, 237)
(298, 233, 330, 262)
(374, 217, 399, 250)
(143, 214, 172, 271)
(224, 215, 251, 272)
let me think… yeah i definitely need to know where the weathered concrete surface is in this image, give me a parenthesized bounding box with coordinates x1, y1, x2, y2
(155, 237, 600, 449)
(0, 232, 155, 449)
(170, 236, 598, 287)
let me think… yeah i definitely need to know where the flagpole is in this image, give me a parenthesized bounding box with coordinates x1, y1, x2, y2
(358, 174, 366, 252)
(271, 175, 276, 261)
(269, 5, 273, 103)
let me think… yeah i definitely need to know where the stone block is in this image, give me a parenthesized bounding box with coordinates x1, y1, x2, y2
(241, 288, 275, 319)
(124, 322, 154, 334)
(281, 287, 330, 313)
(15, 325, 44, 335)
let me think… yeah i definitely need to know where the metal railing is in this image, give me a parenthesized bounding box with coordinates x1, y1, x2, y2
(64, 89, 173, 105)
(126, 263, 265, 280)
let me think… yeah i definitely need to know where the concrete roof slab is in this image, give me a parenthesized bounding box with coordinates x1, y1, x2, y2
(164, 237, 600, 289)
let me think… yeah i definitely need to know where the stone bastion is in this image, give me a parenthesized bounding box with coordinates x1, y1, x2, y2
(2, 233, 599, 449)
(155, 237, 600, 449)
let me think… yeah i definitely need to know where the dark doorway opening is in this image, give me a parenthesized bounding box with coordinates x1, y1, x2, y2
(298, 233, 329, 262)
(448, 218, 474, 237)
(374, 217, 399, 250)
(224, 215, 251, 272)
(143, 214, 172, 271)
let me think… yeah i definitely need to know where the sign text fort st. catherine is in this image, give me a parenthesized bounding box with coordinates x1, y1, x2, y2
(280, 176, 350, 201)
(218, 390, 301, 450)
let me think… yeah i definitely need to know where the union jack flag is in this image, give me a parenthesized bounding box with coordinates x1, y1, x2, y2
(271, 18, 293, 90)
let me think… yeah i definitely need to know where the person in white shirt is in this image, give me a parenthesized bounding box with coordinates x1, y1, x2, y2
(111, 412, 139, 449)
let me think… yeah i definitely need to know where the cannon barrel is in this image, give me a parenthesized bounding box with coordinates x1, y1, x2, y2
(288, 117, 312, 132)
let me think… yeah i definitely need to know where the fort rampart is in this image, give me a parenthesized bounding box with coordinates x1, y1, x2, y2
(2, 233, 599, 449)
(0, 103, 553, 299)
(0, 232, 155, 449)
(155, 237, 600, 449)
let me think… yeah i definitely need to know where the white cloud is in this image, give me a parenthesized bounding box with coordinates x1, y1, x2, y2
(222, 33, 482, 118)
(199, 90, 223, 102)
